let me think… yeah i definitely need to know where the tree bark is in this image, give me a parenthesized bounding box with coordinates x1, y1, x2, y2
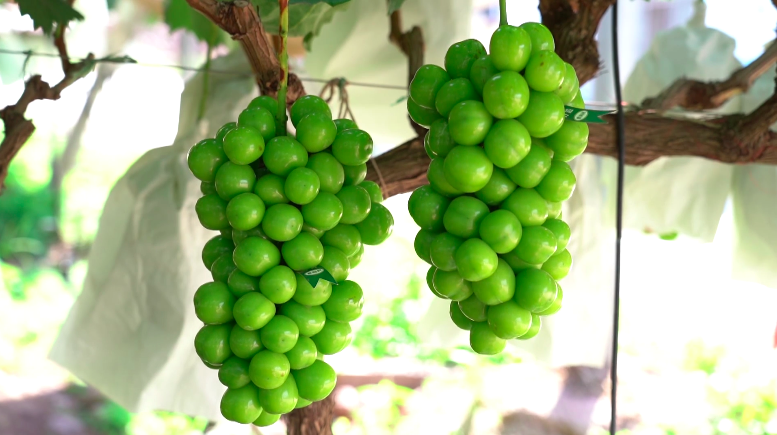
(284, 395, 336, 435)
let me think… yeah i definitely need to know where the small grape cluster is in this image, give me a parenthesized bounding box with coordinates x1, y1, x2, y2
(407, 23, 585, 355)
(186, 94, 394, 426)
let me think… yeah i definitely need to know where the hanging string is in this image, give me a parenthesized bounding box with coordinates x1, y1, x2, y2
(318, 77, 389, 199)
(609, 2, 626, 435)
(0, 48, 408, 91)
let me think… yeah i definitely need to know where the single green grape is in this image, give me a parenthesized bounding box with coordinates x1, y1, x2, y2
(262, 136, 308, 177)
(501, 248, 542, 273)
(487, 300, 532, 339)
(430, 232, 465, 272)
(284, 167, 320, 205)
(524, 50, 566, 93)
(188, 138, 227, 182)
(432, 268, 472, 301)
(254, 173, 289, 206)
(196, 194, 229, 230)
(226, 193, 265, 231)
(471, 258, 515, 305)
(426, 266, 444, 298)
(407, 97, 442, 128)
(301, 192, 343, 231)
(342, 163, 367, 186)
(450, 301, 473, 330)
(307, 152, 345, 194)
(253, 410, 281, 427)
(215, 162, 257, 201)
(216, 122, 237, 144)
(194, 282, 235, 325)
(220, 384, 262, 424)
(248, 350, 290, 389)
(310, 320, 352, 355)
(321, 224, 362, 257)
(319, 245, 350, 282)
(409, 64, 451, 108)
(229, 324, 264, 359)
(536, 160, 576, 202)
(454, 238, 498, 282)
(280, 299, 326, 337)
(302, 222, 326, 239)
(469, 55, 500, 95)
(257, 374, 299, 415)
(514, 268, 557, 313)
(427, 158, 463, 197)
(238, 107, 276, 142)
(218, 356, 251, 389)
(542, 218, 570, 251)
(538, 283, 563, 316)
(542, 249, 572, 280)
(247, 95, 278, 115)
(223, 126, 265, 165)
(322, 280, 364, 322)
(233, 236, 281, 277)
(233, 292, 276, 330)
(293, 359, 337, 402)
(202, 235, 234, 269)
(484, 119, 531, 169)
(435, 78, 478, 117)
(555, 62, 580, 104)
(546, 200, 562, 219)
(504, 140, 552, 188)
(414, 229, 436, 265)
(501, 188, 549, 227)
(258, 265, 296, 303)
(469, 321, 505, 355)
(285, 336, 318, 370)
(475, 167, 516, 206)
(519, 22, 555, 51)
(458, 293, 488, 322)
(514, 225, 557, 264)
(359, 180, 383, 203)
(210, 253, 237, 283)
(260, 315, 300, 354)
(489, 25, 532, 72)
(443, 146, 493, 193)
(290, 95, 332, 127)
(233, 225, 270, 245)
(408, 185, 450, 232)
(445, 39, 487, 78)
(426, 119, 457, 158)
(334, 118, 358, 133)
(479, 209, 522, 254)
(332, 129, 374, 166)
(517, 90, 565, 138)
(442, 196, 489, 239)
(296, 113, 337, 153)
(354, 203, 393, 245)
(448, 100, 493, 146)
(482, 71, 530, 119)
(195, 324, 233, 365)
(337, 185, 372, 224)
(545, 120, 589, 159)
(228, 270, 261, 298)
(281, 232, 324, 271)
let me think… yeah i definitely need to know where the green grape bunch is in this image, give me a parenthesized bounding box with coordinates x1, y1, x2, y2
(186, 94, 394, 425)
(408, 22, 582, 355)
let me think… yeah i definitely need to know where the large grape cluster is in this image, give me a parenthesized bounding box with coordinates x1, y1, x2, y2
(186, 94, 394, 425)
(407, 22, 584, 355)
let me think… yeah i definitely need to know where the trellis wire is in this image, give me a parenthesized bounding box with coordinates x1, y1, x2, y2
(609, 2, 626, 435)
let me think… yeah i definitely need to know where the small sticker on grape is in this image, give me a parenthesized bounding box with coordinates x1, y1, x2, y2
(564, 106, 614, 124)
(302, 267, 338, 287)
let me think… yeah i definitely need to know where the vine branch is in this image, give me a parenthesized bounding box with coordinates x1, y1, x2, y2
(184, 0, 305, 105)
(0, 25, 95, 193)
(642, 38, 777, 110)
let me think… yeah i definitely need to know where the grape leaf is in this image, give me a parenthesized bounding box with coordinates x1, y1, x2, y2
(387, 0, 405, 15)
(17, 0, 85, 35)
(164, 0, 226, 46)
(106, 0, 118, 10)
(255, 0, 349, 46)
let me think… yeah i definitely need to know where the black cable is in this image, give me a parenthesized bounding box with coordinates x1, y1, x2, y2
(609, 2, 626, 435)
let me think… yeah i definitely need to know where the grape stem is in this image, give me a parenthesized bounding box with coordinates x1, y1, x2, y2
(276, 0, 289, 136)
(499, 0, 507, 26)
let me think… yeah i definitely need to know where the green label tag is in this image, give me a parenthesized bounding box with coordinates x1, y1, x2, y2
(564, 106, 614, 124)
(302, 267, 338, 287)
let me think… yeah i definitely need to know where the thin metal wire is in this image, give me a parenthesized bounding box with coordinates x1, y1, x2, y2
(609, 2, 626, 435)
(0, 48, 408, 90)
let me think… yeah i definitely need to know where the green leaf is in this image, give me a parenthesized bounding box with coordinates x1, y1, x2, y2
(17, 0, 85, 35)
(387, 0, 405, 15)
(255, 0, 349, 46)
(106, 0, 118, 9)
(164, 0, 226, 46)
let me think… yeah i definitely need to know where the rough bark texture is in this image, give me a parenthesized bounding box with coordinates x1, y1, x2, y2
(284, 395, 336, 435)
(185, 0, 305, 106)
